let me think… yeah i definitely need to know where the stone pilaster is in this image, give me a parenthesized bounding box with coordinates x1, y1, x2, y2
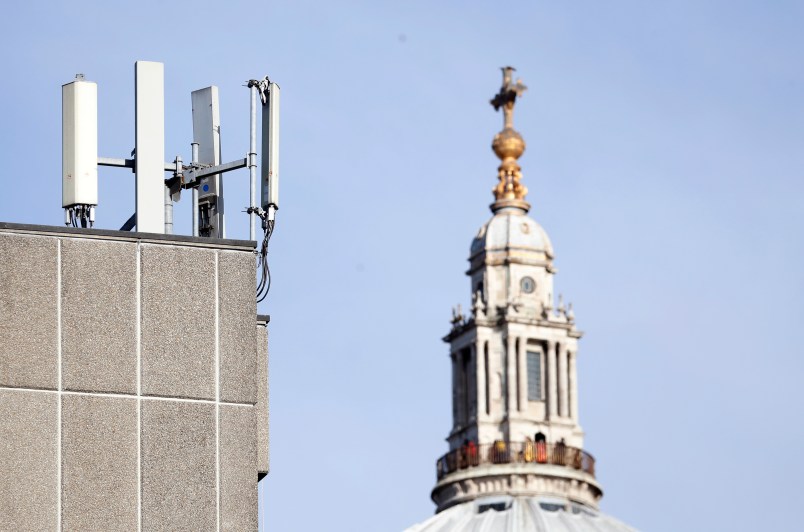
(506, 335, 516, 417)
(547, 341, 558, 419)
(569, 350, 579, 421)
(451, 352, 459, 427)
(558, 343, 569, 418)
(518, 337, 527, 412)
(476, 338, 486, 420)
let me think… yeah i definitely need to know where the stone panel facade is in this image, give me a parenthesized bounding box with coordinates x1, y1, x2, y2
(0, 223, 268, 532)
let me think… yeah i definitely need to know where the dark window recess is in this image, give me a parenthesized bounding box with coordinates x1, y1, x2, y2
(539, 502, 565, 512)
(527, 351, 541, 401)
(478, 502, 510, 514)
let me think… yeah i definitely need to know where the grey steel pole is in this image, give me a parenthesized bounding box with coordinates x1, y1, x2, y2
(191, 142, 199, 237)
(249, 85, 258, 241)
(219, 132, 225, 239)
(164, 185, 173, 234)
(192, 189, 199, 237)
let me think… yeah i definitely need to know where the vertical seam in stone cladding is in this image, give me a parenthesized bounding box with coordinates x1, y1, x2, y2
(136, 241, 142, 532)
(56, 238, 62, 532)
(214, 251, 221, 532)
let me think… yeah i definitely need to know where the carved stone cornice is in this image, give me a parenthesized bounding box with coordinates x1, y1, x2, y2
(444, 316, 583, 343)
(431, 462, 602, 512)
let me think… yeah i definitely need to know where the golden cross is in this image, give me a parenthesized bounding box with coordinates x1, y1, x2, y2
(490, 66, 527, 129)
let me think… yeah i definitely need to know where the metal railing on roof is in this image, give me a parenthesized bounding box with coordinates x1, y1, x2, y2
(436, 440, 595, 481)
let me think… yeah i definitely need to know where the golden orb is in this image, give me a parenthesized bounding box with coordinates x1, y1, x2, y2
(492, 127, 525, 161)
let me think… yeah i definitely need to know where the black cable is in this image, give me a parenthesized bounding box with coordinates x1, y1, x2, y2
(258, 220, 274, 301)
(256, 216, 275, 303)
(255, 224, 268, 295)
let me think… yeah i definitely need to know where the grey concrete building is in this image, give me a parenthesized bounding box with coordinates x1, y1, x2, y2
(0, 222, 268, 531)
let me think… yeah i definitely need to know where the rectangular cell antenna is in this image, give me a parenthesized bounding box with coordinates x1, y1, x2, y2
(62, 77, 98, 210)
(191, 86, 224, 238)
(260, 83, 280, 213)
(135, 61, 165, 233)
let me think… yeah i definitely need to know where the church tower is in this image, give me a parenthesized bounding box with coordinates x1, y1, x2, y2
(406, 69, 635, 530)
(435, 65, 597, 511)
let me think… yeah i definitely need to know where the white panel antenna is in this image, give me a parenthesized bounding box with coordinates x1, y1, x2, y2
(191, 86, 224, 238)
(260, 82, 280, 217)
(62, 75, 98, 227)
(134, 61, 166, 234)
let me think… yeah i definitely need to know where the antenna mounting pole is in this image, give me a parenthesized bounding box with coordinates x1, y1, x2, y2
(191, 142, 199, 237)
(248, 83, 258, 241)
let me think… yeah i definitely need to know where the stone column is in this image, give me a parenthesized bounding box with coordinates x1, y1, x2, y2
(547, 341, 558, 419)
(476, 338, 486, 421)
(558, 343, 569, 418)
(468, 345, 477, 421)
(569, 350, 579, 421)
(451, 351, 459, 427)
(506, 335, 516, 417)
(518, 337, 527, 412)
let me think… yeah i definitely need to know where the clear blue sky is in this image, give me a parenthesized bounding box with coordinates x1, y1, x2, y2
(2, 1, 803, 531)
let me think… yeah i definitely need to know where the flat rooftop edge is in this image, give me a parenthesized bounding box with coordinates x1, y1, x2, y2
(0, 221, 256, 251)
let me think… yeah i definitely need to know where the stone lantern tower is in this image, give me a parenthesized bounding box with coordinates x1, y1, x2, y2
(405, 68, 635, 531)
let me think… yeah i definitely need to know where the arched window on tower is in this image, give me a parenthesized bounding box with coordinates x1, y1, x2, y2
(534, 431, 547, 463)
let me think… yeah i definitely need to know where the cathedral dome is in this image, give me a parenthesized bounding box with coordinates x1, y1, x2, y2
(470, 209, 554, 260)
(405, 496, 636, 532)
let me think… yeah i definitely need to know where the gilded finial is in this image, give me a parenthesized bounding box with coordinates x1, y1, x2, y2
(490, 66, 530, 213)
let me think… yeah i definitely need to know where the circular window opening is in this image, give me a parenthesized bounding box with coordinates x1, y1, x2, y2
(521, 277, 535, 293)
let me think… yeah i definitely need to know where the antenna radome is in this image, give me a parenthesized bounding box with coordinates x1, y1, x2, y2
(62, 76, 98, 227)
(260, 82, 280, 216)
(191, 86, 225, 238)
